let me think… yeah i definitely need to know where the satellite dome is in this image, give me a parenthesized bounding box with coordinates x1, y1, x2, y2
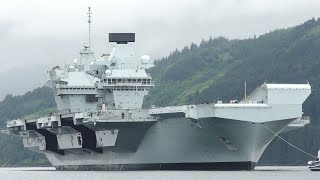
(141, 55, 150, 64)
(69, 65, 75, 69)
(83, 43, 90, 48)
(105, 69, 112, 76)
(73, 59, 78, 65)
(90, 61, 95, 65)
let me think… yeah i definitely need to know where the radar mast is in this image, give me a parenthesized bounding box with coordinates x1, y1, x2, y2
(87, 6, 92, 48)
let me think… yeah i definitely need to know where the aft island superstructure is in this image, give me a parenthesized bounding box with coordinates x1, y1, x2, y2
(2, 16, 312, 170)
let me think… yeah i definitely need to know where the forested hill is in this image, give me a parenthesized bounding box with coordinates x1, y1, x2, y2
(0, 87, 55, 127)
(145, 18, 320, 118)
(145, 18, 320, 164)
(0, 87, 55, 165)
(1, 18, 320, 166)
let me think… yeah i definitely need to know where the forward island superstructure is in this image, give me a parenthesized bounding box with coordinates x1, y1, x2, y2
(1, 11, 312, 170)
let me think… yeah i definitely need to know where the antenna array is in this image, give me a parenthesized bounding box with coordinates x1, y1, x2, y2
(87, 7, 92, 47)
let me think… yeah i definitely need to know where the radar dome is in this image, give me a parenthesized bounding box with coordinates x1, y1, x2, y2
(83, 43, 90, 48)
(105, 69, 112, 76)
(69, 65, 75, 69)
(73, 59, 78, 65)
(141, 55, 150, 64)
(90, 61, 95, 65)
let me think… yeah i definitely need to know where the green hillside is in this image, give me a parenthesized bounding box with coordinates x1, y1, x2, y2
(0, 87, 55, 166)
(1, 18, 320, 166)
(146, 18, 320, 109)
(146, 18, 320, 165)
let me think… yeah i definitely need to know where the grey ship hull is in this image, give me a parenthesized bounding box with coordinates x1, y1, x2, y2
(45, 117, 293, 171)
(54, 162, 255, 171)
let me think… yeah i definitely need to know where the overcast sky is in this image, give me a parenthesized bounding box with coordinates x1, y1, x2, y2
(1, 0, 320, 72)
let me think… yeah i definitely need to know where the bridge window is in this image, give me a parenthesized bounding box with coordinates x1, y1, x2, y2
(77, 136, 82, 145)
(122, 113, 125, 119)
(142, 79, 147, 84)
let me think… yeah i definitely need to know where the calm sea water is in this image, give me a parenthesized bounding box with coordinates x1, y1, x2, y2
(0, 166, 318, 180)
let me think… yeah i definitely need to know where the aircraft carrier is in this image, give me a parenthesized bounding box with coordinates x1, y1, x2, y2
(1, 8, 312, 170)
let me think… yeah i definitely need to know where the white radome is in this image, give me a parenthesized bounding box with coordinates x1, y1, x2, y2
(141, 55, 150, 64)
(83, 43, 90, 48)
(105, 69, 112, 76)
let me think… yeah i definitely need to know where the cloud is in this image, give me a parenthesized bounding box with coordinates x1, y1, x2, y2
(0, 0, 320, 72)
